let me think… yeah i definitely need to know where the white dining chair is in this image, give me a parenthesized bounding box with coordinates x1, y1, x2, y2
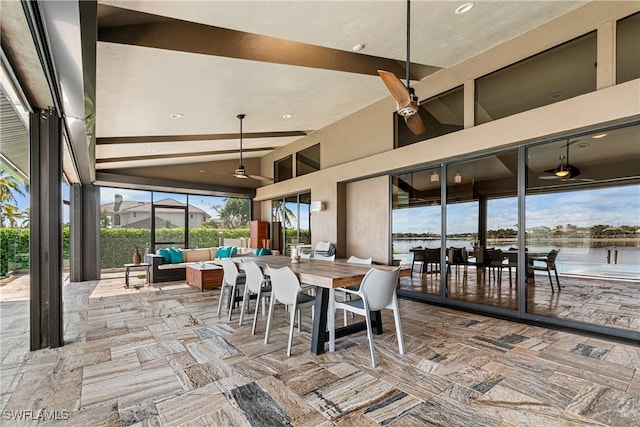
(313, 253, 335, 262)
(217, 258, 246, 321)
(346, 255, 373, 265)
(337, 255, 373, 326)
(264, 266, 315, 357)
(238, 261, 271, 335)
(334, 267, 403, 367)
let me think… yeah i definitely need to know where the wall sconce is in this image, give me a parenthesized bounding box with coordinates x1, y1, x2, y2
(454, 172, 462, 183)
(430, 171, 440, 182)
(310, 200, 325, 212)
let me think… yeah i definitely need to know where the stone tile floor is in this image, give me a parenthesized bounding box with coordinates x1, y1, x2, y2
(1, 272, 639, 426)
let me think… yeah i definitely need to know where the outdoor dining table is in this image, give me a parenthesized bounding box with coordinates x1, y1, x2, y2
(226, 255, 410, 355)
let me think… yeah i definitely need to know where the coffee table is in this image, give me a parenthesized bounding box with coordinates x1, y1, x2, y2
(185, 263, 223, 291)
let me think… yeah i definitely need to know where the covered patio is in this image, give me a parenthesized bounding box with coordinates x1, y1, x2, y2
(1, 274, 638, 425)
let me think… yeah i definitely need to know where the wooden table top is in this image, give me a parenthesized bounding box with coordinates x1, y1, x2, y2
(220, 255, 409, 289)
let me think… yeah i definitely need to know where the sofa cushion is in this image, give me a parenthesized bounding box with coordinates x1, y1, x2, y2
(183, 248, 212, 263)
(169, 247, 184, 264)
(157, 248, 171, 263)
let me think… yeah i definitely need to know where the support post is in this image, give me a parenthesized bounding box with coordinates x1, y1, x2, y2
(30, 108, 63, 350)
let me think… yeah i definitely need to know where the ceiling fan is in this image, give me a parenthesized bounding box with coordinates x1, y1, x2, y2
(204, 114, 273, 182)
(377, 0, 427, 136)
(539, 139, 591, 181)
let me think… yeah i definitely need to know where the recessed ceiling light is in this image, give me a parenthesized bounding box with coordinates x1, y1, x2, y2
(592, 133, 607, 139)
(455, 2, 475, 15)
(282, 114, 293, 119)
(550, 91, 563, 100)
(146, 148, 158, 153)
(352, 43, 365, 52)
(577, 142, 590, 149)
(199, 170, 206, 173)
(169, 113, 183, 119)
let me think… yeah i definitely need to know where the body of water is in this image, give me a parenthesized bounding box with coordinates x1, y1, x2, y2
(393, 239, 640, 280)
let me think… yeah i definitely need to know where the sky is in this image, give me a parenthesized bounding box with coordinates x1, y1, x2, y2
(393, 185, 640, 234)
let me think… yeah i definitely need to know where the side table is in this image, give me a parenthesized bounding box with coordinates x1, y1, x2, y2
(124, 263, 151, 288)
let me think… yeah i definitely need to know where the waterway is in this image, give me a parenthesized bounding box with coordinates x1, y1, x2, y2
(393, 238, 640, 280)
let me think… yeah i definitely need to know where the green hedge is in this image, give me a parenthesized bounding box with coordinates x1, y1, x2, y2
(0, 226, 70, 276)
(1, 226, 310, 273)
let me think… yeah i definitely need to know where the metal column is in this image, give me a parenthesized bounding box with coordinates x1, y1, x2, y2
(69, 183, 100, 282)
(29, 108, 63, 350)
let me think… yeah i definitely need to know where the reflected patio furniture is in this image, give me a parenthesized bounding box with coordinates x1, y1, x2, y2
(424, 248, 441, 274)
(531, 249, 561, 292)
(485, 249, 505, 285)
(410, 247, 426, 273)
(447, 247, 469, 280)
(504, 248, 518, 287)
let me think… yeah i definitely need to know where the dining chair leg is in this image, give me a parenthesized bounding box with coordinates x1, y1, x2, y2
(228, 284, 237, 321)
(288, 302, 298, 357)
(364, 310, 377, 368)
(216, 284, 226, 316)
(554, 270, 561, 290)
(547, 270, 554, 292)
(297, 307, 302, 333)
(251, 289, 261, 335)
(238, 286, 250, 326)
(264, 295, 276, 345)
(392, 296, 405, 355)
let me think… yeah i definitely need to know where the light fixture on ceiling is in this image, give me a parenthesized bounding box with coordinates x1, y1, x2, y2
(146, 148, 158, 153)
(169, 113, 183, 119)
(352, 43, 365, 52)
(454, 172, 462, 183)
(550, 91, 563, 100)
(554, 156, 571, 177)
(430, 171, 440, 182)
(234, 113, 249, 179)
(282, 114, 293, 119)
(592, 133, 607, 139)
(455, 2, 475, 15)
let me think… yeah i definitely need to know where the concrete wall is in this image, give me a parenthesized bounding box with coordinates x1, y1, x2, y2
(255, 2, 640, 261)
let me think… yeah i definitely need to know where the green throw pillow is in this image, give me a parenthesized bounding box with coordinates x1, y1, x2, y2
(169, 247, 184, 264)
(157, 248, 171, 263)
(217, 247, 231, 258)
(255, 248, 264, 256)
(261, 248, 272, 256)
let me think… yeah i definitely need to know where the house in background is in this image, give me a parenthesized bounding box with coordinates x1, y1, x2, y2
(100, 196, 211, 228)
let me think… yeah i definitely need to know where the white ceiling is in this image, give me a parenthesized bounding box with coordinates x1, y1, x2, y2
(95, 0, 590, 186)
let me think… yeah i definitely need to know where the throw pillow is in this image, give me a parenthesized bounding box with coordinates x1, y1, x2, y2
(255, 248, 264, 256)
(230, 246, 238, 256)
(157, 248, 171, 264)
(169, 247, 184, 264)
(217, 247, 231, 258)
(261, 248, 272, 256)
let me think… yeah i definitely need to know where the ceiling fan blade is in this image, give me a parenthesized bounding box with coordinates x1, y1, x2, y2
(247, 174, 274, 183)
(377, 70, 411, 106)
(405, 114, 427, 135)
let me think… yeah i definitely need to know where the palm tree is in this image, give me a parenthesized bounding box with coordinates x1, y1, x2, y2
(0, 171, 25, 204)
(1, 203, 21, 228)
(272, 200, 296, 227)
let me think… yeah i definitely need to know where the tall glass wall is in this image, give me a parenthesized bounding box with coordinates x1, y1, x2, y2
(525, 125, 640, 332)
(99, 187, 251, 269)
(392, 168, 442, 295)
(272, 192, 311, 256)
(393, 123, 639, 338)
